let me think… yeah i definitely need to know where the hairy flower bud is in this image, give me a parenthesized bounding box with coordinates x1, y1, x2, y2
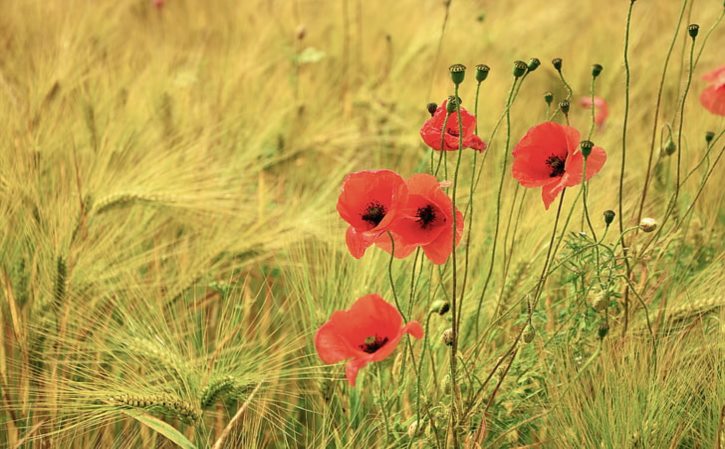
(523, 326, 535, 343)
(427, 102, 438, 116)
(598, 322, 609, 339)
(664, 139, 676, 156)
(603, 210, 615, 226)
(705, 130, 715, 144)
(442, 328, 454, 346)
(559, 100, 570, 115)
(544, 91, 554, 106)
(430, 300, 450, 315)
(639, 217, 658, 233)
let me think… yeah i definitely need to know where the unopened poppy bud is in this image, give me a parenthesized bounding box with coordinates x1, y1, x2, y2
(705, 130, 715, 144)
(559, 100, 570, 115)
(523, 326, 535, 343)
(446, 98, 458, 114)
(408, 421, 423, 438)
(449, 64, 466, 85)
(513, 60, 528, 78)
(427, 102, 438, 116)
(664, 139, 676, 156)
(688, 24, 699, 39)
(544, 91, 554, 106)
(552, 58, 563, 71)
(580, 140, 594, 158)
(430, 300, 450, 315)
(442, 328, 454, 346)
(603, 210, 615, 226)
(295, 24, 306, 40)
(527, 58, 541, 72)
(475, 64, 490, 82)
(592, 63, 603, 78)
(598, 322, 609, 339)
(639, 217, 658, 233)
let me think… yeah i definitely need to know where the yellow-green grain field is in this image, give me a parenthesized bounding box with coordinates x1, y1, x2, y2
(0, 0, 723, 447)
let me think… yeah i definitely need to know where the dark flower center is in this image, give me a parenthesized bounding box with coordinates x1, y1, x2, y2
(360, 335, 389, 353)
(362, 202, 386, 226)
(545, 155, 566, 177)
(416, 204, 437, 229)
(446, 127, 460, 137)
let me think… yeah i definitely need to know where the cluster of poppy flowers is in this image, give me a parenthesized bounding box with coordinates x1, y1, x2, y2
(314, 61, 722, 386)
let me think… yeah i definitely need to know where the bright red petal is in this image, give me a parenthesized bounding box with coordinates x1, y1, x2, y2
(700, 85, 725, 116)
(345, 226, 374, 259)
(421, 208, 463, 265)
(565, 146, 607, 187)
(541, 179, 566, 210)
(345, 358, 369, 386)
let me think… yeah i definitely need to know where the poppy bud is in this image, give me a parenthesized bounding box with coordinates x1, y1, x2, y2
(446, 98, 459, 114)
(427, 102, 438, 116)
(598, 322, 609, 339)
(559, 100, 570, 115)
(430, 300, 450, 315)
(544, 91, 554, 106)
(408, 421, 424, 438)
(580, 140, 594, 158)
(603, 210, 615, 226)
(513, 60, 527, 78)
(523, 326, 535, 343)
(705, 131, 715, 144)
(475, 64, 490, 82)
(688, 24, 699, 39)
(527, 58, 541, 72)
(552, 58, 563, 72)
(639, 217, 658, 233)
(442, 328, 454, 346)
(592, 64, 603, 78)
(295, 24, 306, 40)
(449, 64, 466, 85)
(664, 139, 676, 156)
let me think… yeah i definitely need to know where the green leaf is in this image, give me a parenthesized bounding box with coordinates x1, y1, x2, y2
(121, 409, 197, 449)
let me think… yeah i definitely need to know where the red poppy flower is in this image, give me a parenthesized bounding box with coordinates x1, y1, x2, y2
(337, 170, 408, 259)
(420, 100, 487, 152)
(700, 65, 725, 116)
(377, 174, 463, 265)
(315, 294, 423, 386)
(512, 122, 607, 210)
(579, 96, 609, 128)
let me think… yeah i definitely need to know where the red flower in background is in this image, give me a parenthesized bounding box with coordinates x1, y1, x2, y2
(512, 122, 606, 209)
(579, 96, 609, 128)
(420, 100, 487, 152)
(380, 174, 464, 264)
(700, 65, 725, 116)
(315, 294, 423, 386)
(337, 170, 408, 259)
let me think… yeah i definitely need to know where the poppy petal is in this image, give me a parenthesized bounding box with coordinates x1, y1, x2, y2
(345, 358, 369, 386)
(700, 85, 725, 116)
(345, 227, 373, 259)
(565, 146, 607, 186)
(421, 208, 464, 265)
(315, 319, 355, 364)
(402, 321, 424, 339)
(541, 179, 566, 210)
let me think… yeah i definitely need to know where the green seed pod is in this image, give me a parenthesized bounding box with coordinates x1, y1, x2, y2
(580, 140, 594, 158)
(603, 210, 615, 226)
(449, 64, 466, 85)
(688, 24, 699, 39)
(705, 131, 715, 144)
(598, 322, 609, 339)
(544, 91, 554, 106)
(475, 64, 490, 82)
(552, 57, 563, 71)
(523, 326, 535, 343)
(592, 63, 603, 78)
(513, 60, 527, 78)
(559, 100, 570, 115)
(527, 58, 541, 72)
(664, 139, 676, 156)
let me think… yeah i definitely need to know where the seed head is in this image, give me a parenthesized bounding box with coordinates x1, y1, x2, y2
(544, 91, 554, 106)
(552, 57, 563, 71)
(527, 58, 541, 72)
(475, 64, 490, 82)
(603, 210, 615, 226)
(426, 102, 438, 116)
(446, 96, 459, 114)
(513, 60, 528, 78)
(580, 140, 594, 158)
(598, 322, 609, 339)
(559, 100, 570, 115)
(705, 131, 715, 144)
(592, 63, 603, 78)
(639, 217, 658, 233)
(442, 328, 454, 346)
(449, 64, 466, 85)
(688, 24, 699, 39)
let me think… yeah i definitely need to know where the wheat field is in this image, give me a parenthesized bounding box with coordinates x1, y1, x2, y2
(0, 0, 723, 448)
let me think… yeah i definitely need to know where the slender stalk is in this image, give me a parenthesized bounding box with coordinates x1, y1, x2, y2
(386, 232, 408, 322)
(376, 364, 391, 443)
(636, 0, 688, 226)
(619, 0, 636, 334)
(674, 34, 697, 206)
